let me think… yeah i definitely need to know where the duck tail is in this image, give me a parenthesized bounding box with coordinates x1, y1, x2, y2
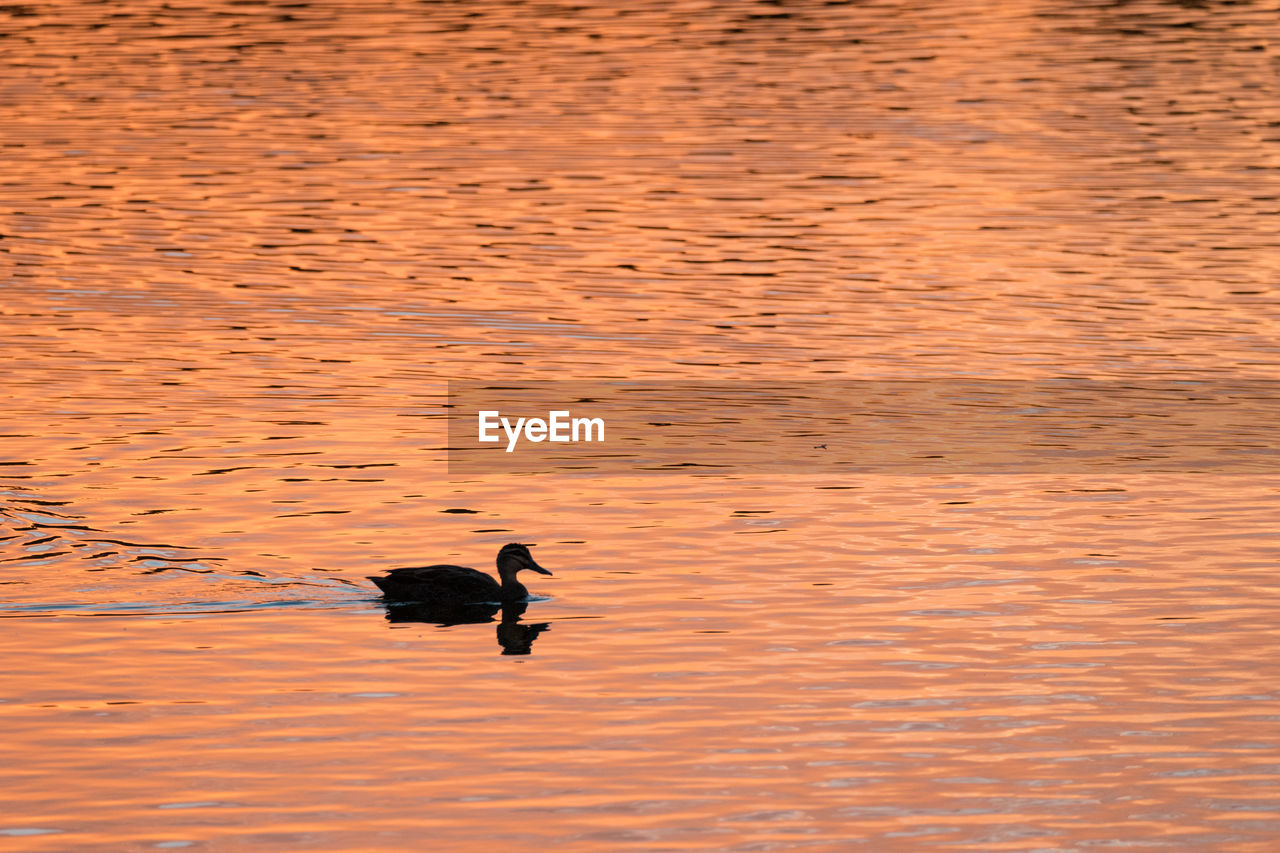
(367, 576, 392, 594)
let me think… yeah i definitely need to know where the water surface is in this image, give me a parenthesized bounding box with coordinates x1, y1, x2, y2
(3, 0, 1280, 849)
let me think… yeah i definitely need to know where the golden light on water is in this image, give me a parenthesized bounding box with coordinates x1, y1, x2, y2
(3, 0, 1280, 849)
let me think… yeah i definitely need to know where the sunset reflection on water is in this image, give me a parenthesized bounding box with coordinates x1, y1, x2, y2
(3, 0, 1280, 850)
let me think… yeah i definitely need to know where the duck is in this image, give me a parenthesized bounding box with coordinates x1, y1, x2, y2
(368, 543, 552, 604)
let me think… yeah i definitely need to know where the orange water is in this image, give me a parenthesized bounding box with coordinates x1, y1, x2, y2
(4, 0, 1280, 850)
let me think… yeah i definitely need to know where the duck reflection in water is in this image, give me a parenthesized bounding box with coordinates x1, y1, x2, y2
(382, 600, 549, 655)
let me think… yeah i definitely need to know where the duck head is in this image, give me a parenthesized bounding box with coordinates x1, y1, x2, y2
(496, 542, 552, 579)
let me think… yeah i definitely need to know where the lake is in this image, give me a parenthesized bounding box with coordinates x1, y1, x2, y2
(3, 0, 1280, 850)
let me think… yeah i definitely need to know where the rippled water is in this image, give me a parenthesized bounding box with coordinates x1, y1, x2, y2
(4, 0, 1280, 849)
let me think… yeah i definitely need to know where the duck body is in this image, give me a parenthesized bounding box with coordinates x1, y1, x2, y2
(368, 543, 550, 605)
(370, 564, 518, 604)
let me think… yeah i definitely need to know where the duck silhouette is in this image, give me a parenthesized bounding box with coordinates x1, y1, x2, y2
(368, 543, 551, 605)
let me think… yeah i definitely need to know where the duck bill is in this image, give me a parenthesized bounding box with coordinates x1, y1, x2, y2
(528, 560, 553, 576)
